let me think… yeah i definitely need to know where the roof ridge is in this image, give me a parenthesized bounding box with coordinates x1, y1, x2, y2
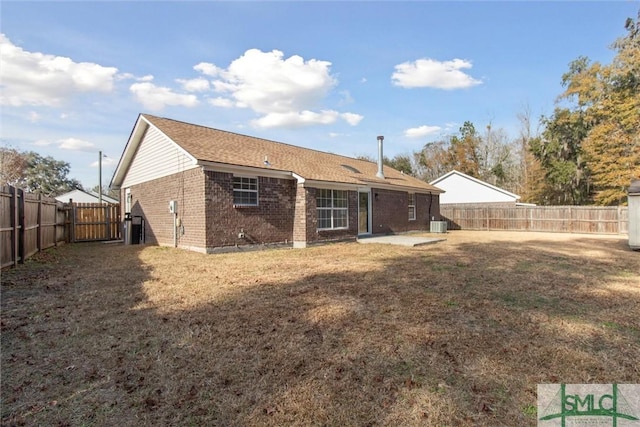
(141, 113, 382, 167)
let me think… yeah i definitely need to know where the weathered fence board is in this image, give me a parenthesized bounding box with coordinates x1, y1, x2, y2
(441, 205, 630, 235)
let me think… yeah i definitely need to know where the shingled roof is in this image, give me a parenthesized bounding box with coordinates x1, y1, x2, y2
(116, 114, 442, 193)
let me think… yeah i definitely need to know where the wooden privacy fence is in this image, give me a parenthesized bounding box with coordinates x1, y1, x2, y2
(1, 185, 66, 268)
(1, 185, 122, 268)
(441, 205, 629, 235)
(69, 202, 121, 242)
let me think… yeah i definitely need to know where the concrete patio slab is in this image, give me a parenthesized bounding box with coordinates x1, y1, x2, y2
(357, 235, 446, 247)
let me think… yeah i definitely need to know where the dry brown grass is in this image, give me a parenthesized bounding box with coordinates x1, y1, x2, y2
(1, 231, 639, 426)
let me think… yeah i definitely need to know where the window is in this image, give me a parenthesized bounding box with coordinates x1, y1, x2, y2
(408, 193, 416, 221)
(233, 176, 258, 206)
(317, 189, 348, 230)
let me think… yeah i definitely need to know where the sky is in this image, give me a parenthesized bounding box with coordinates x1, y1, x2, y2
(1, 1, 638, 190)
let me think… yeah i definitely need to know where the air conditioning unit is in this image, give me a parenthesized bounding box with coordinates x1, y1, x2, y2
(430, 221, 448, 233)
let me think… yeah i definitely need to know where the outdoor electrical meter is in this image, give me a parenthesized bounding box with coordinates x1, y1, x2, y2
(169, 200, 177, 214)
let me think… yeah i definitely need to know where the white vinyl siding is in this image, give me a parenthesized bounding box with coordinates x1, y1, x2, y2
(122, 126, 197, 187)
(317, 189, 348, 230)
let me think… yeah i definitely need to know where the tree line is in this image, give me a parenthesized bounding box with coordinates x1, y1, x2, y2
(379, 12, 639, 206)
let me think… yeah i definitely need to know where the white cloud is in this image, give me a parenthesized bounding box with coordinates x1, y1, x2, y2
(251, 110, 363, 129)
(392, 58, 482, 89)
(194, 62, 220, 77)
(341, 112, 363, 126)
(0, 33, 119, 106)
(208, 49, 337, 114)
(252, 110, 340, 129)
(129, 79, 199, 111)
(208, 97, 234, 108)
(58, 137, 95, 151)
(194, 49, 357, 128)
(116, 72, 135, 80)
(33, 139, 52, 147)
(177, 77, 210, 92)
(90, 157, 116, 168)
(404, 125, 442, 138)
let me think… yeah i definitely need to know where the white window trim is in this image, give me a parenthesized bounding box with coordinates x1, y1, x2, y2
(317, 189, 349, 231)
(408, 193, 416, 221)
(233, 176, 259, 207)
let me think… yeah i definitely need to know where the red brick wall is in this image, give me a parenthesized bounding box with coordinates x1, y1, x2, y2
(204, 171, 295, 249)
(122, 169, 442, 252)
(123, 168, 206, 250)
(371, 189, 441, 234)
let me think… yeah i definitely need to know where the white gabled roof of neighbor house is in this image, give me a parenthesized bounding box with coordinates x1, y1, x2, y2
(430, 170, 520, 204)
(56, 188, 119, 204)
(111, 114, 444, 194)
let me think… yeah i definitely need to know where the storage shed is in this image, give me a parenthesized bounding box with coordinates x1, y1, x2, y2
(629, 179, 640, 250)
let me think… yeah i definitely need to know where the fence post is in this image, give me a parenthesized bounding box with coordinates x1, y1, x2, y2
(568, 206, 573, 233)
(486, 207, 489, 230)
(105, 204, 111, 240)
(37, 192, 43, 252)
(617, 206, 622, 234)
(10, 186, 17, 267)
(68, 199, 76, 243)
(17, 187, 25, 264)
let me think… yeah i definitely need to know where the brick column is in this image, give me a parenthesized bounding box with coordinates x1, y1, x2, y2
(293, 183, 307, 248)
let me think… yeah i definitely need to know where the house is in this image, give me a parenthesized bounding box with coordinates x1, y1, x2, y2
(430, 170, 522, 206)
(110, 114, 443, 252)
(56, 188, 119, 204)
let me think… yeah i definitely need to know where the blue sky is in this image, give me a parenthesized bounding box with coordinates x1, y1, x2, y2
(1, 1, 638, 189)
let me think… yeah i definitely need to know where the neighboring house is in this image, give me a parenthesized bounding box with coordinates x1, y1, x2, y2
(110, 114, 444, 252)
(56, 188, 119, 204)
(430, 170, 522, 206)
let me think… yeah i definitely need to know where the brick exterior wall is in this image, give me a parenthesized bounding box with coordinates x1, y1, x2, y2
(371, 188, 441, 234)
(204, 171, 296, 249)
(122, 167, 206, 251)
(122, 169, 441, 252)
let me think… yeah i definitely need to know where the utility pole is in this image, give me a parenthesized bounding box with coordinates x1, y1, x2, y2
(99, 150, 103, 203)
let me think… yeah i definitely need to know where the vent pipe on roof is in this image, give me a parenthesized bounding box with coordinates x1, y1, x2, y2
(376, 135, 385, 179)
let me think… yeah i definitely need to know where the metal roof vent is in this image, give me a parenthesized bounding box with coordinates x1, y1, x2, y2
(341, 164, 361, 174)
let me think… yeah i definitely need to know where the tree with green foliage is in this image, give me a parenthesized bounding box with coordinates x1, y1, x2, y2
(445, 121, 482, 177)
(530, 108, 592, 204)
(356, 154, 416, 176)
(536, 12, 640, 205)
(415, 121, 521, 190)
(0, 147, 82, 196)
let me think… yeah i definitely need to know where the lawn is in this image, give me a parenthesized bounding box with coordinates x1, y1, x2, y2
(1, 231, 638, 426)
